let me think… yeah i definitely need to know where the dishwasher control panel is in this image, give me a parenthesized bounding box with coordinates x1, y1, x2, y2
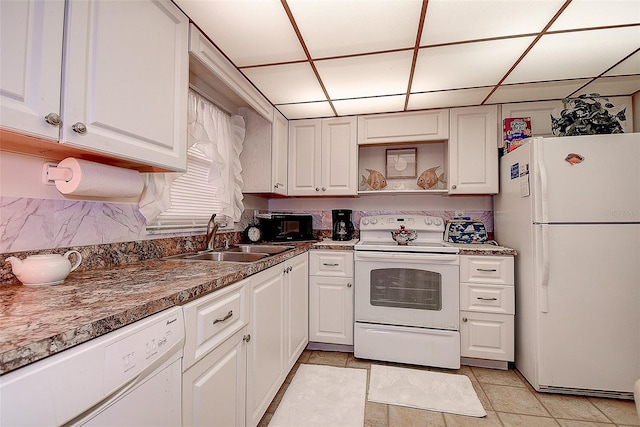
(104, 308, 184, 391)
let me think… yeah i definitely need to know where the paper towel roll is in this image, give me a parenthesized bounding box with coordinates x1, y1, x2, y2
(54, 158, 144, 198)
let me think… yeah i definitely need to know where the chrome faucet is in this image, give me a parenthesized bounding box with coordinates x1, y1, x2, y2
(206, 214, 219, 251)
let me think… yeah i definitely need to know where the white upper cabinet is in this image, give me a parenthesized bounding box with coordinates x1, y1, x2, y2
(62, 0, 188, 171)
(271, 109, 289, 195)
(0, 0, 65, 140)
(240, 108, 288, 195)
(357, 110, 449, 145)
(448, 105, 499, 194)
(1, 0, 189, 171)
(288, 117, 357, 196)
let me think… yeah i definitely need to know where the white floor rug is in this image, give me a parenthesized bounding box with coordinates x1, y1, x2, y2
(269, 364, 368, 427)
(368, 365, 487, 418)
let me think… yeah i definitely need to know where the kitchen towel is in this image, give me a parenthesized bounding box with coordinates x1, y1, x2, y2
(368, 365, 487, 417)
(269, 364, 367, 427)
(54, 158, 144, 198)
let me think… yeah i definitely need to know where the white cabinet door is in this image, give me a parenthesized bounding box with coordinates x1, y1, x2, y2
(321, 117, 358, 195)
(460, 311, 514, 361)
(289, 117, 357, 196)
(448, 105, 499, 194)
(357, 110, 449, 144)
(272, 109, 289, 195)
(62, 0, 188, 171)
(0, 0, 64, 140)
(182, 328, 247, 427)
(288, 119, 322, 195)
(309, 276, 354, 345)
(247, 265, 285, 427)
(284, 254, 309, 369)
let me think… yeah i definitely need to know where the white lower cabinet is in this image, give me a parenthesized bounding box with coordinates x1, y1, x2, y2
(182, 327, 248, 427)
(460, 255, 515, 367)
(309, 251, 354, 346)
(247, 253, 308, 427)
(182, 279, 250, 427)
(181, 253, 308, 427)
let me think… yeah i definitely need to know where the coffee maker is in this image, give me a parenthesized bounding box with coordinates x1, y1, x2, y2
(332, 209, 354, 241)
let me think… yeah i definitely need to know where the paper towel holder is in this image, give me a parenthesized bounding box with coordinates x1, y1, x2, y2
(42, 162, 73, 185)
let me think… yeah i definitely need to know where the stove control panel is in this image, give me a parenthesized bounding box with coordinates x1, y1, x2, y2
(360, 215, 444, 231)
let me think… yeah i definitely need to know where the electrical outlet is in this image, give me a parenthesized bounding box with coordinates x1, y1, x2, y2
(454, 210, 465, 217)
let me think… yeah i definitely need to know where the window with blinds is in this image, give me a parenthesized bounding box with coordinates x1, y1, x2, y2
(145, 146, 231, 234)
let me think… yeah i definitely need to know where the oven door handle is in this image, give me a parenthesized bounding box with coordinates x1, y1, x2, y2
(355, 252, 459, 263)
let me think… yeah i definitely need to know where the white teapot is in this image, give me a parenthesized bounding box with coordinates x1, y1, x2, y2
(6, 251, 82, 285)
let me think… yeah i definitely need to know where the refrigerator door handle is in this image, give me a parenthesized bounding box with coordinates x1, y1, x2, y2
(540, 224, 550, 313)
(536, 140, 549, 224)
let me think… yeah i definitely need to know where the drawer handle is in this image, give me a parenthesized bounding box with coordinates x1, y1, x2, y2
(213, 310, 233, 325)
(477, 297, 498, 301)
(477, 268, 497, 272)
(322, 263, 339, 266)
(243, 334, 251, 343)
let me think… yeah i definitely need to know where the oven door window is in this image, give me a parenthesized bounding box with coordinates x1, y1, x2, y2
(370, 268, 441, 310)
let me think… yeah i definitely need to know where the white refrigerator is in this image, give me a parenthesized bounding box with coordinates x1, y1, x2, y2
(494, 133, 640, 398)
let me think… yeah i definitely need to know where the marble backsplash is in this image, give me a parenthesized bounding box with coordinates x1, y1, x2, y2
(0, 196, 493, 283)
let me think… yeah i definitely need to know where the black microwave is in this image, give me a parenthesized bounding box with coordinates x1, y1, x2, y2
(258, 214, 314, 242)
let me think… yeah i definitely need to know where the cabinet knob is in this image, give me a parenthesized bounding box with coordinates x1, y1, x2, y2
(321, 187, 326, 191)
(462, 317, 468, 322)
(243, 334, 251, 342)
(71, 122, 87, 135)
(44, 113, 61, 127)
(315, 187, 320, 192)
(451, 185, 457, 190)
(347, 282, 352, 288)
(274, 183, 280, 188)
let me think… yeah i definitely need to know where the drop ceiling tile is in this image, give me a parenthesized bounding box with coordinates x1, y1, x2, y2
(505, 27, 640, 84)
(315, 51, 414, 99)
(486, 79, 590, 104)
(421, 0, 564, 45)
(549, 0, 640, 31)
(333, 95, 406, 116)
(276, 102, 334, 120)
(412, 37, 535, 92)
(407, 87, 492, 110)
(287, 0, 422, 58)
(604, 50, 640, 76)
(242, 63, 325, 105)
(175, 0, 305, 67)
(578, 75, 640, 97)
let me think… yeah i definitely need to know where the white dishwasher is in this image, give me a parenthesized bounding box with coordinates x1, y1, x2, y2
(0, 306, 184, 426)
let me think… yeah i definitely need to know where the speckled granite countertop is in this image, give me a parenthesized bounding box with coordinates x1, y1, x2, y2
(0, 243, 313, 376)
(312, 238, 359, 250)
(449, 243, 517, 256)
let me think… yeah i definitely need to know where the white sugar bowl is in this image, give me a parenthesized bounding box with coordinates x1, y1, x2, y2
(6, 251, 82, 285)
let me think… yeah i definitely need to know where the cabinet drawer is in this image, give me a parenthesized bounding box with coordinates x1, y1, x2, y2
(309, 251, 354, 277)
(182, 279, 249, 370)
(460, 283, 514, 314)
(460, 255, 514, 284)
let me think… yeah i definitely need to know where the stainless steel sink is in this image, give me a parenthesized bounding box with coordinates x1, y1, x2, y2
(183, 252, 268, 262)
(167, 245, 294, 263)
(226, 245, 294, 255)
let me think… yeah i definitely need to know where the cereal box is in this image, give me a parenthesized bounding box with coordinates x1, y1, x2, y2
(503, 117, 532, 153)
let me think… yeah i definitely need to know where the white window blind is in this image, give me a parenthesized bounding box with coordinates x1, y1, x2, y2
(146, 146, 231, 233)
(142, 90, 244, 234)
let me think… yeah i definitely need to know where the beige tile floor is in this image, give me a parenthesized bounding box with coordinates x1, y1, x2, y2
(259, 350, 640, 427)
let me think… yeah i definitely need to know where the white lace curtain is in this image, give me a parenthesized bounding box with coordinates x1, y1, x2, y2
(139, 91, 245, 229)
